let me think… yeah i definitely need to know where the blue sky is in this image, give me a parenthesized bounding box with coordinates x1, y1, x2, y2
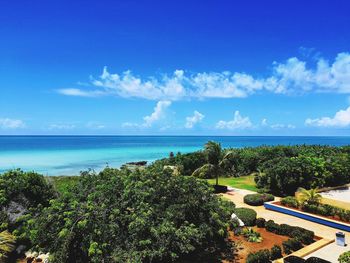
(0, 0, 350, 135)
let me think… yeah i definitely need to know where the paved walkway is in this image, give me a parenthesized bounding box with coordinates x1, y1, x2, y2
(222, 189, 350, 262)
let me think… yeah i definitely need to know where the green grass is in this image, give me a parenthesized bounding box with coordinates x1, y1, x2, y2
(206, 174, 258, 192)
(46, 176, 79, 195)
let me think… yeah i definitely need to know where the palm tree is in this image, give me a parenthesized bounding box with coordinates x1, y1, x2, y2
(204, 141, 222, 185)
(0, 231, 16, 260)
(297, 188, 322, 205)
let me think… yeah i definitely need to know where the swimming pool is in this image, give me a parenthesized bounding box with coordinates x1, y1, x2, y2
(320, 186, 350, 203)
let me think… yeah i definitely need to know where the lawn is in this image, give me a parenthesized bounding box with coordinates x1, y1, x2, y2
(206, 174, 258, 192)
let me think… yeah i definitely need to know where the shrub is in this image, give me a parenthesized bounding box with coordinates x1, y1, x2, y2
(305, 257, 331, 263)
(283, 238, 303, 255)
(243, 228, 263, 243)
(289, 228, 315, 245)
(270, 245, 282, 260)
(264, 220, 315, 245)
(281, 196, 299, 208)
(256, 218, 266, 228)
(284, 255, 306, 263)
(246, 249, 271, 263)
(279, 224, 294, 236)
(244, 193, 275, 206)
(301, 202, 350, 223)
(339, 251, 350, 263)
(234, 208, 257, 226)
(338, 209, 350, 223)
(265, 220, 280, 234)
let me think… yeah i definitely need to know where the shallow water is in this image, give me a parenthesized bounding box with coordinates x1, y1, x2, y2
(0, 136, 349, 176)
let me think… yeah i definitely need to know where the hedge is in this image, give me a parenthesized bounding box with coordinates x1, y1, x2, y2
(244, 193, 275, 206)
(283, 238, 303, 255)
(270, 245, 282, 260)
(281, 197, 350, 223)
(234, 207, 257, 226)
(256, 218, 266, 228)
(281, 196, 299, 208)
(265, 220, 314, 245)
(305, 257, 331, 263)
(246, 249, 271, 263)
(284, 256, 306, 263)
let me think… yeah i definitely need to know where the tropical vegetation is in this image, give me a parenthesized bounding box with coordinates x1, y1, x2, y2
(0, 166, 236, 263)
(156, 144, 350, 196)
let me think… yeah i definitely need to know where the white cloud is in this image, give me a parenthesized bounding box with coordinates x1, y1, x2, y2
(216, 111, 252, 130)
(57, 52, 350, 100)
(86, 122, 105, 129)
(143, 100, 171, 127)
(270, 124, 296, 129)
(48, 124, 76, 130)
(122, 100, 172, 128)
(261, 118, 268, 126)
(185, 111, 204, 128)
(0, 118, 25, 129)
(57, 88, 103, 97)
(305, 106, 350, 127)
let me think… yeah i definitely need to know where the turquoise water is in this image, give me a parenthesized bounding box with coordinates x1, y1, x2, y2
(0, 136, 349, 175)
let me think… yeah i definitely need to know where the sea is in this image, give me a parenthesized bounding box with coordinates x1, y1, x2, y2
(0, 136, 349, 176)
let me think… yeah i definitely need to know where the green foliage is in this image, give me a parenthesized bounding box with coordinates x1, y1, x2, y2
(246, 249, 271, 263)
(297, 188, 322, 206)
(339, 251, 350, 263)
(281, 196, 299, 208)
(47, 176, 80, 196)
(256, 218, 266, 228)
(306, 257, 331, 263)
(242, 228, 262, 243)
(243, 193, 274, 206)
(234, 208, 257, 226)
(26, 167, 235, 263)
(282, 238, 303, 255)
(270, 245, 282, 260)
(256, 151, 350, 196)
(264, 220, 314, 244)
(191, 164, 216, 179)
(0, 169, 55, 208)
(281, 196, 350, 223)
(158, 144, 350, 196)
(0, 231, 16, 260)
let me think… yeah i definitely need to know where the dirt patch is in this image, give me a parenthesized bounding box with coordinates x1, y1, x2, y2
(225, 227, 289, 263)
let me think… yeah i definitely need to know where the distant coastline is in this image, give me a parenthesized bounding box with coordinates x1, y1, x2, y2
(0, 136, 349, 176)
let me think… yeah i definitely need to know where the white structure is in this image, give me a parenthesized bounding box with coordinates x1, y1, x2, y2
(231, 213, 245, 227)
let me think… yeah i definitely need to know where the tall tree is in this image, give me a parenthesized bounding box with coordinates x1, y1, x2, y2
(204, 141, 222, 185)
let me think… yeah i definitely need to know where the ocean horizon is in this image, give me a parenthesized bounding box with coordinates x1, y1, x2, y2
(1, 135, 350, 176)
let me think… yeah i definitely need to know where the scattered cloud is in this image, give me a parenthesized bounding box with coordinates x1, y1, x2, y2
(216, 111, 252, 130)
(57, 52, 350, 100)
(122, 100, 172, 128)
(48, 124, 76, 130)
(185, 111, 205, 128)
(305, 106, 350, 127)
(270, 124, 296, 129)
(0, 118, 25, 129)
(86, 122, 105, 129)
(261, 118, 268, 126)
(143, 100, 172, 127)
(57, 88, 103, 97)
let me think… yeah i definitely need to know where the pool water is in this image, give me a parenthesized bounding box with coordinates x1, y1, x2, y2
(320, 187, 350, 203)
